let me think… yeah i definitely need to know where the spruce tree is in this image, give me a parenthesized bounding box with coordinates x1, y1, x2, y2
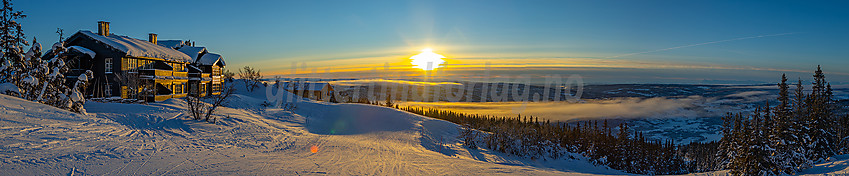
(807, 65, 837, 162)
(717, 112, 735, 169)
(770, 74, 805, 174)
(793, 78, 814, 168)
(0, 0, 27, 84)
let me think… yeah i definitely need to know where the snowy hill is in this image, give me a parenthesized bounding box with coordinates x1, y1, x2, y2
(0, 84, 625, 175)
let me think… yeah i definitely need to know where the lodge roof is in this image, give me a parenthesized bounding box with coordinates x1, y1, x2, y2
(72, 30, 192, 62)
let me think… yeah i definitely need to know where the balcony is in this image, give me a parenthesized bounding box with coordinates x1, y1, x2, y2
(139, 69, 189, 80)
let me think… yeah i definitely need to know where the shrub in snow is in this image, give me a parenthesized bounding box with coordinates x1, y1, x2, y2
(186, 82, 236, 123)
(238, 66, 262, 92)
(223, 69, 235, 82)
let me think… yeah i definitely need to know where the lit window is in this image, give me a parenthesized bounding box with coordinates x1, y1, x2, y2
(174, 83, 183, 94)
(122, 58, 128, 70)
(121, 86, 128, 99)
(129, 58, 137, 70)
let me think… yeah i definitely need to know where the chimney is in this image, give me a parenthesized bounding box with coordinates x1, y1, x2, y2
(97, 21, 110, 36)
(148, 33, 158, 44)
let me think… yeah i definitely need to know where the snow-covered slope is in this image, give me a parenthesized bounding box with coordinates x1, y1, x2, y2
(0, 84, 623, 175)
(797, 155, 849, 175)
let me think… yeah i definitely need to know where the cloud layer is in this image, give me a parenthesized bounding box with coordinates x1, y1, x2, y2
(399, 96, 713, 121)
(329, 79, 462, 89)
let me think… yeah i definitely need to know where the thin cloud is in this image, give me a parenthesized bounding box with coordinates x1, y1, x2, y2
(605, 32, 799, 59)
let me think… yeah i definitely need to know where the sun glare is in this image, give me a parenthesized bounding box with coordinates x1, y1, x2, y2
(410, 48, 445, 70)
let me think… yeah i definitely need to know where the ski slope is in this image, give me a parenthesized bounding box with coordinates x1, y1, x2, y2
(0, 84, 622, 175)
(2, 83, 847, 175)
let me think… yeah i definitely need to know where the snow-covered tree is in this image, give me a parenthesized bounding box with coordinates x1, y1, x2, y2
(17, 38, 42, 100)
(766, 74, 808, 175)
(0, 0, 92, 113)
(8, 37, 92, 113)
(0, 0, 28, 85)
(793, 78, 813, 168)
(30, 41, 90, 112)
(719, 67, 846, 175)
(806, 65, 838, 162)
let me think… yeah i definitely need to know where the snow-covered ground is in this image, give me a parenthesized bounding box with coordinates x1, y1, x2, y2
(0, 84, 624, 175)
(2, 83, 848, 175)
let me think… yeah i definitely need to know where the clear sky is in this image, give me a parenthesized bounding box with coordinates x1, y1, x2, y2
(18, 0, 849, 84)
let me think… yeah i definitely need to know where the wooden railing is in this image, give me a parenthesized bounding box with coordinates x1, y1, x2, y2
(139, 69, 189, 78)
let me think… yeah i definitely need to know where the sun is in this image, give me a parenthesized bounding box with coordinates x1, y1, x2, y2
(410, 48, 446, 70)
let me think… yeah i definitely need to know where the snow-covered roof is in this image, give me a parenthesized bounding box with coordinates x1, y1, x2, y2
(68, 46, 96, 58)
(157, 40, 185, 49)
(197, 52, 224, 66)
(76, 31, 191, 62)
(178, 46, 206, 62)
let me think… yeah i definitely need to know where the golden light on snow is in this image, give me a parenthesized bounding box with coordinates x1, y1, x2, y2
(310, 145, 319, 153)
(410, 48, 446, 70)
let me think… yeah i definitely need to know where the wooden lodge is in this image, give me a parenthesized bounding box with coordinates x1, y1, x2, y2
(63, 21, 226, 102)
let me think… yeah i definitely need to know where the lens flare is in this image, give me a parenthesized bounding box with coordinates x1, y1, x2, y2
(410, 48, 446, 70)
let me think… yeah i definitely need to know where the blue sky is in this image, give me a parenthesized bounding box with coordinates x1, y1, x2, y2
(19, 0, 849, 83)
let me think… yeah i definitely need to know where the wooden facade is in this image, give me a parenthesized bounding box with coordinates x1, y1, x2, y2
(63, 21, 225, 102)
(168, 45, 226, 98)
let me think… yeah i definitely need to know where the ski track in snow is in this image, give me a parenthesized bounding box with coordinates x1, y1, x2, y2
(1, 83, 845, 175)
(0, 86, 619, 176)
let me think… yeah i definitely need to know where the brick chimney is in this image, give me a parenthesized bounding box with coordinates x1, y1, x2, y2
(149, 33, 157, 44)
(97, 21, 110, 36)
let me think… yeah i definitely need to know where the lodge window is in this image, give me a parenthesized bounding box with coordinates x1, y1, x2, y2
(105, 58, 112, 73)
(140, 59, 153, 69)
(173, 83, 183, 94)
(212, 83, 221, 92)
(122, 58, 140, 71)
(190, 84, 197, 94)
(168, 62, 184, 72)
(104, 82, 112, 96)
(121, 86, 128, 99)
(131, 58, 138, 71)
(212, 66, 221, 76)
